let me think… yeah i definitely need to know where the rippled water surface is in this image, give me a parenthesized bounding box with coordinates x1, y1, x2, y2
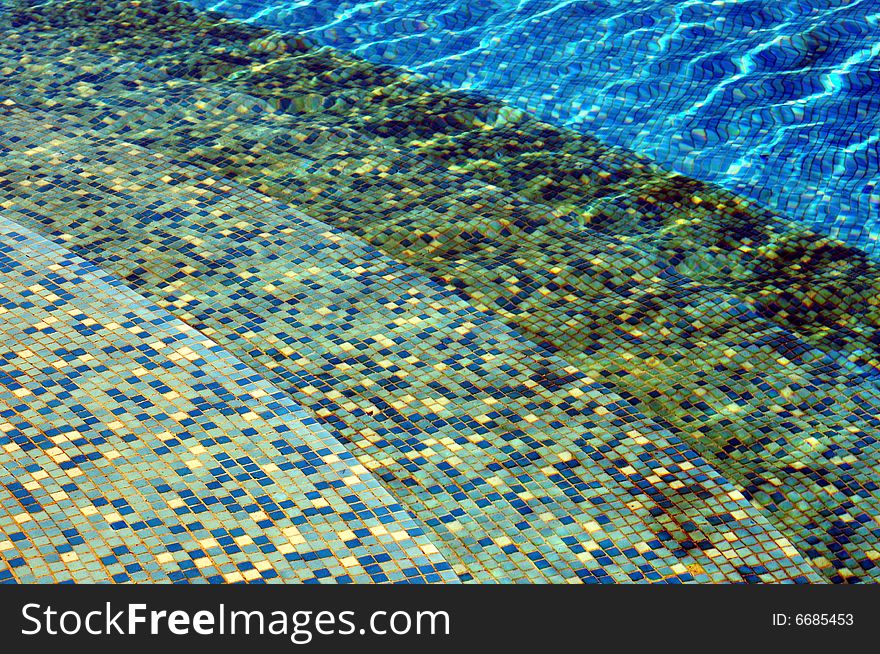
(187, 0, 880, 253)
(5, 0, 880, 586)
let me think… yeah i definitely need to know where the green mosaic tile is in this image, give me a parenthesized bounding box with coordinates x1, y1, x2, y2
(0, 0, 877, 584)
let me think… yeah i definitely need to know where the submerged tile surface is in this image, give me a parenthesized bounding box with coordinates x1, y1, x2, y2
(0, 99, 826, 585)
(0, 0, 876, 584)
(0, 217, 456, 583)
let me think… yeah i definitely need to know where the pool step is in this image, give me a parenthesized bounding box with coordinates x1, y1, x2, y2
(1, 13, 879, 582)
(0, 98, 827, 583)
(0, 216, 458, 583)
(6, 0, 880, 375)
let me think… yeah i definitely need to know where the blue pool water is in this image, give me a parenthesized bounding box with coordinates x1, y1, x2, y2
(5, 0, 880, 586)
(187, 0, 880, 254)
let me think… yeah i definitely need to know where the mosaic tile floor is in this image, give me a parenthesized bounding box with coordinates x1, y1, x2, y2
(0, 0, 878, 583)
(0, 217, 456, 584)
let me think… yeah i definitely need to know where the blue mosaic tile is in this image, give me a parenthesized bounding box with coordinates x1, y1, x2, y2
(0, 0, 876, 584)
(183, 0, 880, 256)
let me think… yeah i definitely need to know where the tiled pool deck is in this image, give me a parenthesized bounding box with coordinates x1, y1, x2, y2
(0, 0, 878, 583)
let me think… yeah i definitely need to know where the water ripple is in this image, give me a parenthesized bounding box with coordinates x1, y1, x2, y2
(187, 0, 880, 254)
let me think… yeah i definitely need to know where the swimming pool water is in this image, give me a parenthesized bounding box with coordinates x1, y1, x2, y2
(186, 0, 880, 255)
(2, 0, 880, 585)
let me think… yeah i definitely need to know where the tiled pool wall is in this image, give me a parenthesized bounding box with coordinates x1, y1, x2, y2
(0, 0, 878, 584)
